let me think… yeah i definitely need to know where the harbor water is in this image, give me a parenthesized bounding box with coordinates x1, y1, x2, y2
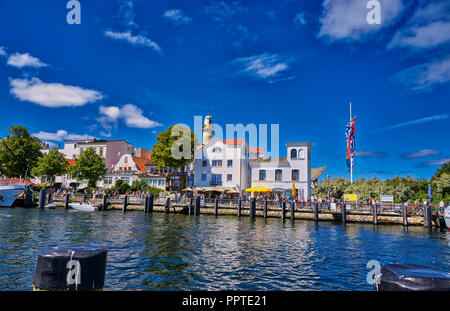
(0, 208, 449, 291)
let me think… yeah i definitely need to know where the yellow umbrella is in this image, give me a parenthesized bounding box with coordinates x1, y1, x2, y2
(292, 182, 296, 197)
(245, 186, 272, 192)
(226, 188, 239, 194)
(182, 187, 193, 191)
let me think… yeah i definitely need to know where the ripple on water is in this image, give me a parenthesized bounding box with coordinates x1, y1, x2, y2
(0, 208, 448, 290)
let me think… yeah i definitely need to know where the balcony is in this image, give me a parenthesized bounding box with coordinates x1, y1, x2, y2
(210, 180, 222, 186)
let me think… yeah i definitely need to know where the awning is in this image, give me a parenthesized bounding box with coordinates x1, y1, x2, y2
(182, 187, 193, 191)
(245, 186, 272, 192)
(226, 188, 240, 194)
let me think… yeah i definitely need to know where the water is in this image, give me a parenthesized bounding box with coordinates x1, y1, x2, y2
(0, 208, 448, 291)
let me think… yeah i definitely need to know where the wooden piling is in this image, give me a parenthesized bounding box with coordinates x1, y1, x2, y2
(402, 204, 408, 226)
(250, 198, 256, 220)
(144, 194, 149, 213)
(281, 200, 286, 220)
(373, 204, 378, 225)
(290, 201, 295, 221)
(263, 200, 268, 219)
(424, 205, 432, 228)
(148, 194, 154, 213)
(215, 198, 219, 216)
(38, 189, 47, 209)
(24, 190, 33, 209)
(237, 198, 242, 217)
(122, 195, 128, 213)
(65, 193, 70, 209)
(314, 202, 319, 222)
(195, 196, 200, 216)
(342, 203, 347, 223)
(165, 198, 171, 214)
(189, 198, 194, 215)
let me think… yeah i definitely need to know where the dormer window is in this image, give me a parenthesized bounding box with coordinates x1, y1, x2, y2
(212, 147, 222, 153)
(290, 149, 297, 159)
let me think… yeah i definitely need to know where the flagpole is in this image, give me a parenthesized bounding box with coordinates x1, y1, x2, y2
(350, 102, 353, 184)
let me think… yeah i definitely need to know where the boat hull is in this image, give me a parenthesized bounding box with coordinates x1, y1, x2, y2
(0, 186, 25, 208)
(444, 208, 450, 229)
(69, 203, 99, 212)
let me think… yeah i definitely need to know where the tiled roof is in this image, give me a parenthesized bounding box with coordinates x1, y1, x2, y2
(249, 147, 264, 153)
(222, 138, 247, 145)
(66, 159, 76, 167)
(132, 156, 150, 174)
(250, 157, 288, 163)
(311, 166, 326, 181)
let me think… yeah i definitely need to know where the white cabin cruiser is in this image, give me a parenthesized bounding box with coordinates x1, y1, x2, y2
(0, 184, 25, 208)
(444, 207, 450, 229)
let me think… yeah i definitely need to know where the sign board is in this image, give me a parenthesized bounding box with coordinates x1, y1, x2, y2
(380, 195, 394, 202)
(344, 194, 357, 202)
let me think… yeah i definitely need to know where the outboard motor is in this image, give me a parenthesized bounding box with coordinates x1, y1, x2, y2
(374, 264, 450, 291)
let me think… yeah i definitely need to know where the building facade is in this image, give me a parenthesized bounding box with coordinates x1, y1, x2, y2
(250, 142, 312, 199)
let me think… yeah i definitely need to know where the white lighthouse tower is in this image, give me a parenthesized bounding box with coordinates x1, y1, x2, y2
(202, 113, 214, 145)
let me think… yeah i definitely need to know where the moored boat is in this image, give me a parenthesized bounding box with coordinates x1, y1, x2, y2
(444, 207, 450, 229)
(0, 184, 25, 208)
(68, 203, 100, 212)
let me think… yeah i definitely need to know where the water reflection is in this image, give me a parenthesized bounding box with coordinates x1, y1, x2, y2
(0, 208, 448, 291)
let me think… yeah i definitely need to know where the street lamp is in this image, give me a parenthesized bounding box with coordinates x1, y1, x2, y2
(327, 174, 330, 203)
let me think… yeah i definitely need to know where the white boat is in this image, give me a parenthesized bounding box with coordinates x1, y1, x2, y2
(0, 184, 25, 208)
(444, 207, 450, 229)
(68, 203, 100, 212)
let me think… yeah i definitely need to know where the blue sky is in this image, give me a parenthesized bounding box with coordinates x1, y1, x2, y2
(0, 0, 449, 181)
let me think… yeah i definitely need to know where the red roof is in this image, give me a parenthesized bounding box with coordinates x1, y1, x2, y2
(0, 178, 37, 186)
(222, 138, 247, 145)
(66, 159, 76, 167)
(132, 156, 149, 174)
(249, 147, 264, 153)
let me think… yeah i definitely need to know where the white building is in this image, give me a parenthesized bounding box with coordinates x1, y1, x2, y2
(250, 142, 312, 199)
(193, 114, 251, 194)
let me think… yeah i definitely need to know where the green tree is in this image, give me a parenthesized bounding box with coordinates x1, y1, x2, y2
(431, 161, 450, 182)
(70, 147, 106, 190)
(131, 179, 148, 192)
(32, 149, 69, 186)
(151, 125, 198, 170)
(312, 177, 350, 199)
(431, 173, 450, 202)
(0, 126, 43, 178)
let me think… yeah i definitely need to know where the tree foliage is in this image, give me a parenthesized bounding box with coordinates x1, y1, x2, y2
(151, 125, 198, 170)
(0, 126, 43, 178)
(70, 147, 106, 189)
(32, 149, 69, 185)
(313, 164, 450, 203)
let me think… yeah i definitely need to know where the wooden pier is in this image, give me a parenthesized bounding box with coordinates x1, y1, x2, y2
(44, 194, 448, 228)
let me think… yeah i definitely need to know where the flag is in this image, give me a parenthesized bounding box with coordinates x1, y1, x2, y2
(346, 117, 356, 171)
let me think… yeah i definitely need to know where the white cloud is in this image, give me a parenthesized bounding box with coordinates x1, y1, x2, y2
(372, 113, 449, 133)
(293, 12, 307, 27)
(104, 31, 161, 53)
(32, 130, 95, 142)
(118, 1, 137, 28)
(318, 0, 404, 41)
(391, 56, 450, 91)
(388, 1, 450, 50)
(10, 77, 104, 108)
(0, 46, 7, 56)
(99, 104, 162, 129)
(401, 149, 440, 159)
(164, 9, 192, 26)
(7, 52, 48, 68)
(231, 53, 294, 83)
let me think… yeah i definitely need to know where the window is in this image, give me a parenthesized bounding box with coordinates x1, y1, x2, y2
(211, 174, 222, 185)
(212, 147, 222, 152)
(99, 148, 104, 157)
(259, 170, 266, 181)
(298, 149, 305, 159)
(227, 160, 233, 167)
(275, 169, 282, 181)
(212, 160, 222, 167)
(201, 174, 206, 181)
(292, 169, 299, 181)
(290, 149, 297, 159)
(202, 160, 207, 167)
(227, 174, 232, 181)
